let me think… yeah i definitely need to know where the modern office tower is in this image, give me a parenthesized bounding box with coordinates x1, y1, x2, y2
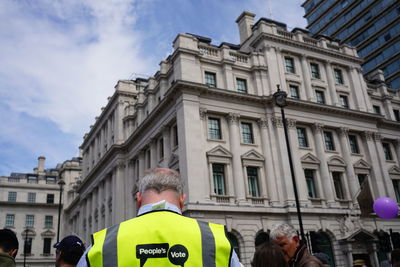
(0, 156, 81, 267)
(67, 11, 400, 267)
(302, 0, 400, 90)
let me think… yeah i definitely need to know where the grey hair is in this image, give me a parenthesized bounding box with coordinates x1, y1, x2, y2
(269, 224, 298, 241)
(138, 168, 183, 194)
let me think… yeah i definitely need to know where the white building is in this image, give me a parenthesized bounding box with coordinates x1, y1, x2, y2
(0, 156, 81, 267)
(67, 11, 400, 267)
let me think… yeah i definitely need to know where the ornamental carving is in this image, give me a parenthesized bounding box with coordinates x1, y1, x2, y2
(271, 116, 283, 128)
(337, 127, 349, 136)
(227, 113, 240, 125)
(199, 108, 207, 120)
(312, 123, 324, 133)
(257, 117, 268, 128)
(286, 119, 297, 128)
(364, 131, 373, 141)
(373, 132, 381, 141)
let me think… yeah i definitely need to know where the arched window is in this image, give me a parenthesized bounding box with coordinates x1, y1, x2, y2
(255, 231, 269, 247)
(227, 232, 240, 259)
(310, 231, 335, 267)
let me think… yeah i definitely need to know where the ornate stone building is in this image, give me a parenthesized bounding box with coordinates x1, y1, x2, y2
(66, 11, 400, 267)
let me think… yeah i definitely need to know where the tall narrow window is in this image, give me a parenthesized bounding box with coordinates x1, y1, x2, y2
(45, 216, 53, 228)
(46, 194, 54, 204)
(332, 172, 345, 199)
(393, 109, 400, 121)
(382, 143, 393, 160)
(297, 128, 308, 147)
(28, 192, 36, 203)
(158, 138, 164, 159)
(247, 167, 260, 197)
(315, 90, 325, 104)
(43, 238, 52, 254)
(212, 164, 226, 195)
(373, 105, 381, 114)
(241, 122, 254, 144)
(339, 95, 349, 108)
(236, 78, 247, 93)
(349, 135, 359, 154)
(8, 192, 17, 202)
(205, 72, 217, 87)
(289, 85, 300, 99)
(24, 237, 32, 254)
(208, 118, 221, 140)
(304, 169, 317, 198)
(173, 125, 179, 147)
(310, 63, 320, 79)
(324, 131, 335, 151)
(358, 174, 366, 186)
(334, 68, 344, 84)
(393, 180, 400, 203)
(26, 215, 34, 227)
(5, 214, 15, 227)
(285, 57, 295, 73)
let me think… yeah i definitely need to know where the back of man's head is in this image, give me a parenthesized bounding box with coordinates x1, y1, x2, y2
(138, 168, 182, 194)
(54, 235, 85, 266)
(269, 224, 298, 241)
(0, 229, 19, 256)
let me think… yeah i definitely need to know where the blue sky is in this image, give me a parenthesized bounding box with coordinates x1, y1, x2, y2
(0, 0, 307, 175)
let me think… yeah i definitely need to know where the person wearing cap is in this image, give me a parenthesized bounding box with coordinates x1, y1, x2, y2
(0, 229, 19, 267)
(54, 235, 85, 267)
(78, 168, 242, 267)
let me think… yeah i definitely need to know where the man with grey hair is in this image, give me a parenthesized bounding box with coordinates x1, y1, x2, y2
(78, 168, 241, 267)
(270, 224, 322, 267)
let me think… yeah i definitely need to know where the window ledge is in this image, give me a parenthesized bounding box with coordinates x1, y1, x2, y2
(351, 153, 363, 156)
(207, 138, 226, 143)
(325, 150, 338, 154)
(385, 160, 396, 163)
(240, 142, 257, 146)
(298, 146, 312, 150)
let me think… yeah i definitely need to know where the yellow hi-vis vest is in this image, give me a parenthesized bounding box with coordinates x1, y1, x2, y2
(87, 210, 232, 267)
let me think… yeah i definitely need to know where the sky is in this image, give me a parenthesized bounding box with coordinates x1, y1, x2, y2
(0, 0, 307, 175)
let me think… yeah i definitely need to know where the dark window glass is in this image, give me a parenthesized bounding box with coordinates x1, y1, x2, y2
(334, 69, 344, 84)
(373, 105, 381, 114)
(205, 72, 216, 87)
(45, 216, 53, 228)
(227, 233, 240, 259)
(358, 174, 367, 186)
(324, 131, 335, 151)
(212, 164, 226, 195)
(316, 90, 325, 104)
(43, 238, 52, 254)
(304, 169, 317, 198)
(208, 118, 221, 140)
(382, 143, 393, 160)
(236, 78, 247, 93)
(241, 122, 254, 144)
(247, 167, 260, 197)
(349, 135, 359, 154)
(26, 215, 34, 227)
(310, 63, 320, 79)
(285, 57, 295, 73)
(28, 192, 36, 203)
(173, 125, 179, 147)
(5, 214, 15, 227)
(393, 109, 400, 121)
(290, 85, 300, 99)
(24, 237, 32, 254)
(159, 138, 164, 159)
(393, 180, 400, 203)
(297, 128, 308, 147)
(339, 95, 349, 108)
(46, 194, 54, 204)
(332, 172, 345, 199)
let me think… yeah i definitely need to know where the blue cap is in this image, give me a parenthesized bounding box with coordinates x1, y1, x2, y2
(53, 235, 85, 252)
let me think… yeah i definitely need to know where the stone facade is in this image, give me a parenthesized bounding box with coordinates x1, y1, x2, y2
(67, 12, 400, 267)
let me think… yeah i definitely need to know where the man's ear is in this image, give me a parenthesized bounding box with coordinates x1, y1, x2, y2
(136, 192, 142, 208)
(10, 249, 18, 258)
(179, 193, 186, 210)
(292, 235, 300, 244)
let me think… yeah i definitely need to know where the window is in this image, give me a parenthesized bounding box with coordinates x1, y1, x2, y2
(310, 63, 320, 79)
(289, 85, 300, 99)
(158, 138, 164, 159)
(205, 72, 216, 87)
(28, 192, 36, 203)
(334, 68, 344, 84)
(212, 164, 226, 195)
(373, 105, 381, 114)
(358, 174, 367, 186)
(208, 118, 222, 140)
(393, 109, 400, 121)
(5, 215, 15, 227)
(393, 180, 400, 202)
(173, 125, 179, 147)
(324, 131, 335, 151)
(236, 78, 247, 93)
(349, 135, 359, 154)
(26, 215, 34, 227)
(241, 122, 254, 144)
(24, 237, 32, 254)
(284, 57, 295, 73)
(304, 169, 317, 198)
(332, 172, 345, 199)
(382, 143, 393, 160)
(146, 149, 151, 169)
(315, 90, 325, 104)
(47, 194, 54, 204)
(43, 238, 52, 254)
(297, 128, 308, 147)
(44, 216, 53, 228)
(247, 167, 260, 197)
(46, 176, 56, 184)
(339, 95, 349, 108)
(28, 176, 38, 184)
(8, 192, 17, 202)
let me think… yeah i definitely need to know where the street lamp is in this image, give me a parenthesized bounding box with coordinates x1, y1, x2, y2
(57, 179, 66, 243)
(273, 85, 306, 241)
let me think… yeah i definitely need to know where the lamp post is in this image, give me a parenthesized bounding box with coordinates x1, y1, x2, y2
(273, 85, 306, 241)
(23, 227, 28, 267)
(57, 179, 65, 243)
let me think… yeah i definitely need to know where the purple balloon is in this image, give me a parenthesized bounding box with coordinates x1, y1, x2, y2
(373, 197, 399, 219)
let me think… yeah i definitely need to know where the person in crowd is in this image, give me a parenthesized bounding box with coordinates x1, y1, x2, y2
(270, 224, 322, 267)
(0, 229, 18, 267)
(251, 242, 288, 267)
(313, 252, 330, 267)
(54, 235, 85, 267)
(392, 248, 400, 267)
(77, 168, 241, 267)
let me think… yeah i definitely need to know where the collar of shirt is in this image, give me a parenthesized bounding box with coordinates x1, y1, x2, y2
(137, 200, 182, 215)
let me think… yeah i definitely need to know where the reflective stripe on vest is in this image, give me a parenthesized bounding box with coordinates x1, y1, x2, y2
(87, 211, 232, 267)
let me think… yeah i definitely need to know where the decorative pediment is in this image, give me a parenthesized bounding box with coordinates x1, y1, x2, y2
(328, 155, 346, 166)
(206, 145, 232, 158)
(241, 149, 264, 161)
(41, 230, 55, 238)
(340, 228, 377, 242)
(301, 153, 320, 164)
(353, 159, 371, 169)
(389, 165, 400, 175)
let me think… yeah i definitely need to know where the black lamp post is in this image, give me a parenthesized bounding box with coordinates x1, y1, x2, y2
(57, 179, 65, 243)
(273, 85, 306, 241)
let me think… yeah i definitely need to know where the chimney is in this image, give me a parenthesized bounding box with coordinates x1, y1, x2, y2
(38, 156, 46, 173)
(236, 11, 256, 44)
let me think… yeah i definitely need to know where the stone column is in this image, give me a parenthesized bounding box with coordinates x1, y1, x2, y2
(383, 95, 395, 120)
(150, 139, 157, 168)
(138, 151, 145, 179)
(325, 61, 339, 106)
(125, 160, 135, 219)
(264, 45, 281, 95)
(200, 108, 211, 201)
(337, 127, 359, 204)
(114, 162, 126, 223)
(287, 118, 309, 202)
(222, 64, 234, 90)
(227, 113, 246, 203)
(300, 54, 314, 101)
(257, 117, 278, 204)
(312, 123, 335, 205)
(105, 176, 112, 227)
(162, 126, 171, 168)
(395, 139, 400, 165)
(98, 181, 105, 229)
(116, 100, 125, 144)
(275, 47, 288, 91)
(349, 66, 367, 111)
(92, 188, 98, 232)
(86, 195, 92, 237)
